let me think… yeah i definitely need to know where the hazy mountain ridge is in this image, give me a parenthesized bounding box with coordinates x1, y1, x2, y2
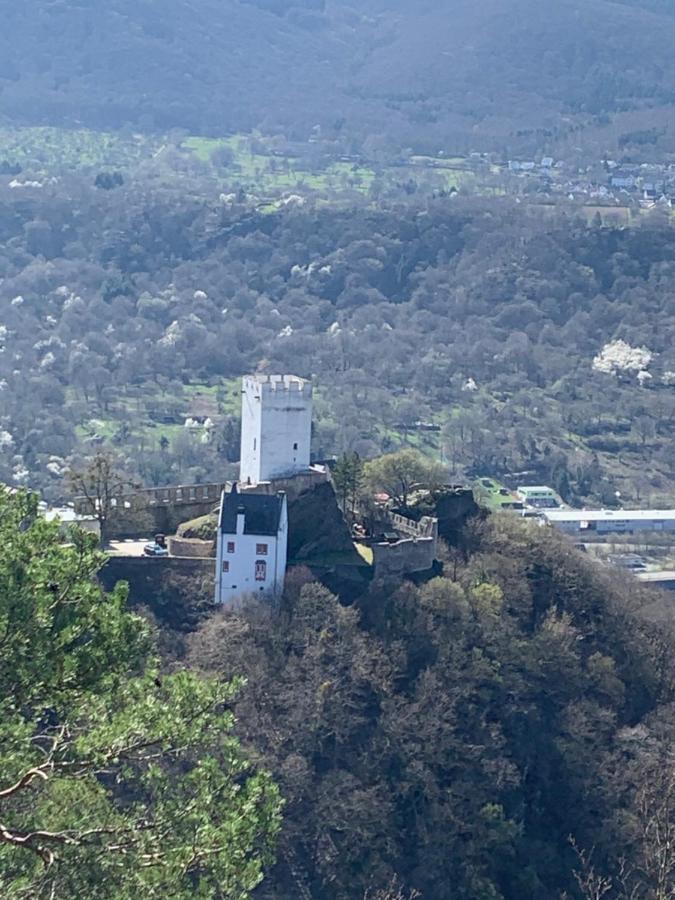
(1, 0, 675, 152)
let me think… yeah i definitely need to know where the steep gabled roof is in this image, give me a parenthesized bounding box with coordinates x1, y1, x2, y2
(219, 489, 285, 537)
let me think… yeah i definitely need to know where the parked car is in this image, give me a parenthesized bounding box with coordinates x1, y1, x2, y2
(143, 542, 168, 557)
(608, 553, 646, 570)
(143, 540, 168, 557)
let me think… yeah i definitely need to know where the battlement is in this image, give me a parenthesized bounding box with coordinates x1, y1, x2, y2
(244, 374, 312, 398)
(387, 512, 438, 541)
(236, 467, 330, 502)
(74, 482, 225, 515)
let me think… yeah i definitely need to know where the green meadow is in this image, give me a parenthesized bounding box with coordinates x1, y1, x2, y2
(1, 126, 471, 197)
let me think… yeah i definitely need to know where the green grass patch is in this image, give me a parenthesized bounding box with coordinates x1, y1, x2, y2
(137, 423, 186, 446)
(75, 378, 243, 452)
(0, 125, 480, 200)
(354, 543, 374, 565)
(474, 478, 521, 511)
(182, 136, 231, 162)
(0, 126, 162, 171)
(291, 549, 370, 568)
(75, 418, 117, 440)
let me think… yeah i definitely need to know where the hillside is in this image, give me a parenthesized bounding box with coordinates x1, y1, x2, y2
(2, 0, 675, 153)
(3, 178, 675, 508)
(183, 514, 675, 899)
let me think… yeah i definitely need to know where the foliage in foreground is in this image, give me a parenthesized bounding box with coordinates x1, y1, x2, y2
(0, 489, 281, 899)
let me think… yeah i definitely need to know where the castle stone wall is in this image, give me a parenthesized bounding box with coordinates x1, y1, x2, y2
(167, 536, 215, 558)
(237, 467, 329, 503)
(387, 512, 438, 541)
(371, 537, 436, 578)
(75, 483, 225, 540)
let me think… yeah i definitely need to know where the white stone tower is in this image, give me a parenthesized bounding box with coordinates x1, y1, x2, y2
(239, 374, 313, 485)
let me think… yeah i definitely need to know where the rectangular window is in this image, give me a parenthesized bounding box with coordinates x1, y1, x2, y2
(227, 541, 235, 553)
(253, 438, 256, 451)
(293, 442, 298, 451)
(222, 561, 229, 573)
(255, 560, 267, 582)
(256, 543, 268, 555)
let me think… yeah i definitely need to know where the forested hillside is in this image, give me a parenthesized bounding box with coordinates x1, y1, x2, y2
(3, 0, 675, 153)
(2, 175, 675, 507)
(4, 1, 675, 898)
(4, 478, 675, 898)
(182, 514, 675, 899)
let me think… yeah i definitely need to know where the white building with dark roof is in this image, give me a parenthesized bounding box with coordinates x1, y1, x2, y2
(214, 485, 288, 605)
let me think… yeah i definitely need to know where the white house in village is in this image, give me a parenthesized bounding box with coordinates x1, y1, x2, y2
(239, 374, 313, 485)
(214, 485, 288, 605)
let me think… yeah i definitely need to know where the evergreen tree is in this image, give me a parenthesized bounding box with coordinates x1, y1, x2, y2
(332, 452, 364, 522)
(0, 489, 281, 899)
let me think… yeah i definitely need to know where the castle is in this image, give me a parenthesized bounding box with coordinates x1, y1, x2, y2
(215, 374, 313, 603)
(95, 372, 445, 612)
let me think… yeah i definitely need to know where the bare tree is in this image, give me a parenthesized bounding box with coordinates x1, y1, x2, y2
(572, 761, 675, 900)
(571, 840, 614, 900)
(67, 452, 137, 546)
(364, 877, 420, 900)
(635, 762, 675, 900)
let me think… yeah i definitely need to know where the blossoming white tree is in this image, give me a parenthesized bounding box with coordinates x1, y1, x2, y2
(592, 340, 653, 379)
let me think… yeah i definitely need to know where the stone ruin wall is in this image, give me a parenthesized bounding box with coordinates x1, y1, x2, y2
(75, 483, 226, 540)
(387, 512, 438, 541)
(237, 468, 330, 503)
(371, 537, 437, 578)
(167, 536, 215, 558)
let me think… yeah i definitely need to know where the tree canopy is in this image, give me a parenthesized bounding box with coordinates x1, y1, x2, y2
(2, 0, 675, 153)
(363, 449, 444, 508)
(5, 189, 675, 509)
(184, 515, 675, 899)
(0, 488, 281, 899)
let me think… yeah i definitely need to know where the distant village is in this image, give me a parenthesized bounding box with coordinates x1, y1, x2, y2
(269, 138, 675, 210)
(502, 155, 675, 209)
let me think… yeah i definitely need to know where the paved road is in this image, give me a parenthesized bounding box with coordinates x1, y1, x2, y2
(108, 539, 154, 558)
